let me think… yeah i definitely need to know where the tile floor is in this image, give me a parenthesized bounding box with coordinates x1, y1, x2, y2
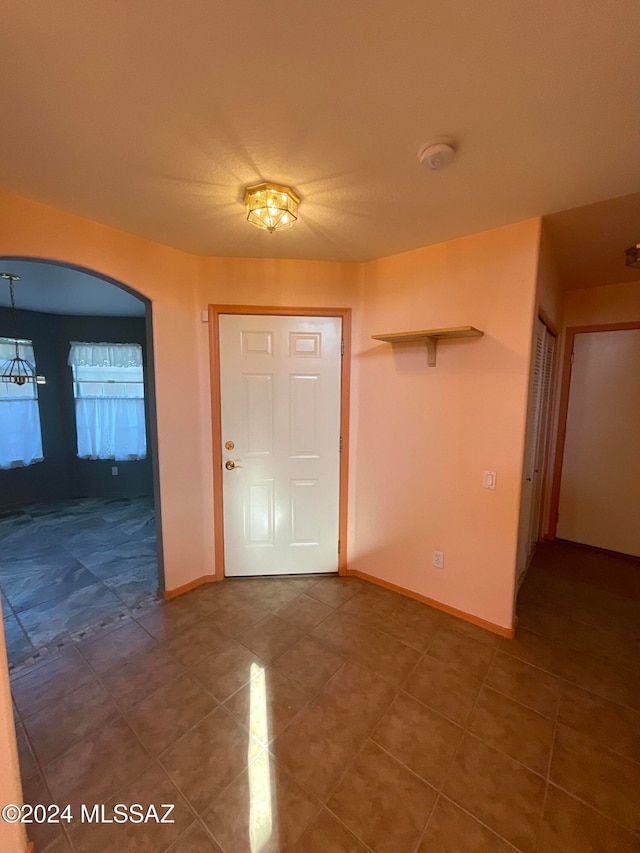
(8, 541, 640, 852)
(0, 498, 158, 669)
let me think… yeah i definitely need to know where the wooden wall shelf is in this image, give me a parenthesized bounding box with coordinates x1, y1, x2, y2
(372, 326, 484, 367)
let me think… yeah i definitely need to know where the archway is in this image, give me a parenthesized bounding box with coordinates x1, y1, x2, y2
(0, 256, 165, 668)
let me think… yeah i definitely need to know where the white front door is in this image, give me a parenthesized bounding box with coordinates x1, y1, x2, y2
(219, 313, 342, 576)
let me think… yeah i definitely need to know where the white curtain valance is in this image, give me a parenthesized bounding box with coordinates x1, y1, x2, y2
(0, 338, 36, 364)
(68, 342, 143, 368)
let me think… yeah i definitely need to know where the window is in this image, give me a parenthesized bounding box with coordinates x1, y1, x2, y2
(68, 342, 147, 461)
(0, 337, 44, 469)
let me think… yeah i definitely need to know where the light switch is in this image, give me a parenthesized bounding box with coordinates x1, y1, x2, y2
(483, 471, 496, 490)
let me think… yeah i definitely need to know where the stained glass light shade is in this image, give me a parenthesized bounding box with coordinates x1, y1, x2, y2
(244, 183, 300, 233)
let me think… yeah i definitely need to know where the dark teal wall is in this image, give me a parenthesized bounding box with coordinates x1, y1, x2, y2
(0, 308, 153, 510)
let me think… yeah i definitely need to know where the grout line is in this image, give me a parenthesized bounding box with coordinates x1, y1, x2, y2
(16, 713, 77, 852)
(497, 643, 640, 717)
(480, 680, 558, 722)
(370, 738, 442, 791)
(59, 658, 205, 851)
(534, 712, 559, 852)
(436, 793, 525, 851)
(318, 809, 377, 853)
(442, 643, 498, 765)
(431, 641, 549, 851)
(318, 688, 399, 808)
(515, 607, 640, 674)
(164, 819, 223, 853)
(546, 716, 559, 782)
(544, 779, 640, 840)
(412, 792, 441, 853)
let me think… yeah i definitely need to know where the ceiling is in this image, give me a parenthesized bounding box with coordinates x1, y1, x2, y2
(0, 260, 145, 316)
(544, 193, 640, 290)
(1, 1, 640, 266)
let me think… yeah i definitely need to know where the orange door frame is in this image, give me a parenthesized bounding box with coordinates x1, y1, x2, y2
(548, 320, 640, 540)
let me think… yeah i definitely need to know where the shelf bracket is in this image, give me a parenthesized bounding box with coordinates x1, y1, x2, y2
(424, 337, 437, 367)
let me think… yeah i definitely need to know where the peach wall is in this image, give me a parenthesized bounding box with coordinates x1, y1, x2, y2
(563, 280, 640, 327)
(350, 219, 541, 629)
(0, 602, 27, 853)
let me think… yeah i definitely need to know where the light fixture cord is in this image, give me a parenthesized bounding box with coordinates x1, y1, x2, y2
(9, 277, 19, 357)
(1, 273, 22, 359)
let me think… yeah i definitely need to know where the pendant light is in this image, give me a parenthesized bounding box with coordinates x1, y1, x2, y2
(0, 273, 46, 386)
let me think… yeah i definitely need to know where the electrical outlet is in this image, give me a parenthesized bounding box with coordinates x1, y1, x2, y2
(111, 466, 118, 476)
(432, 550, 444, 569)
(483, 470, 497, 489)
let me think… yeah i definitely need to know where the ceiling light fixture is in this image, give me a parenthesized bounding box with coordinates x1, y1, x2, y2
(0, 273, 46, 386)
(244, 183, 300, 233)
(625, 243, 640, 268)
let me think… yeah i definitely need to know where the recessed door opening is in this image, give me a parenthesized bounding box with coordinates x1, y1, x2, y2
(555, 325, 640, 558)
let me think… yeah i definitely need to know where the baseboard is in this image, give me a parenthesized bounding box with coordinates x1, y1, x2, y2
(347, 569, 517, 639)
(163, 574, 218, 600)
(164, 567, 517, 638)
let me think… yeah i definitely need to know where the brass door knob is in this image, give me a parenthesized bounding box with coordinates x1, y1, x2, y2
(225, 460, 243, 470)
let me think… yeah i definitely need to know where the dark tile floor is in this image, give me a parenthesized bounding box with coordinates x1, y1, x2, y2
(0, 498, 158, 670)
(9, 542, 640, 852)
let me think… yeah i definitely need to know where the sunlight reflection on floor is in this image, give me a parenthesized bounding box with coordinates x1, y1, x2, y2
(248, 663, 273, 852)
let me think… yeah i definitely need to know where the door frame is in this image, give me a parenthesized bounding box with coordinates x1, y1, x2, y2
(518, 315, 558, 582)
(208, 304, 352, 581)
(548, 320, 640, 540)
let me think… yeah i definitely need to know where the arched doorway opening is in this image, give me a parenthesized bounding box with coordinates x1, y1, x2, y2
(0, 256, 164, 670)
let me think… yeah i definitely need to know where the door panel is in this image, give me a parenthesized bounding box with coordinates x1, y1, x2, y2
(557, 329, 640, 556)
(290, 479, 320, 544)
(244, 374, 273, 455)
(220, 314, 342, 576)
(245, 480, 274, 545)
(290, 374, 319, 456)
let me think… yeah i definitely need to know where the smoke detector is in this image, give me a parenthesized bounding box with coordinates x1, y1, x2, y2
(418, 139, 456, 171)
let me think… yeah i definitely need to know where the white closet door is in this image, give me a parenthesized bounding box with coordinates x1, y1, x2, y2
(530, 330, 555, 549)
(518, 318, 556, 578)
